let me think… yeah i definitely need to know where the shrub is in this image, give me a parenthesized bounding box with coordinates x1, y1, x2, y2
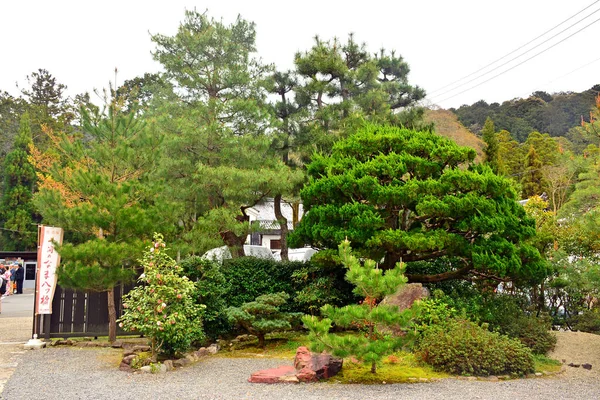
(416, 318, 535, 376)
(180, 256, 230, 340)
(118, 234, 205, 357)
(226, 292, 301, 348)
(573, 308, 600, 334)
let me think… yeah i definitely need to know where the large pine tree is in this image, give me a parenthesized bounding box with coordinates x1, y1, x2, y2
(0, 112, 39, 250)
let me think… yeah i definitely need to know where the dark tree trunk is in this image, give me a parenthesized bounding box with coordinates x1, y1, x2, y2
(107, 287, 116, 343)
(274, 194, 289, 261)
(220, 231, 246, 258)
(258, 333, 265, 348)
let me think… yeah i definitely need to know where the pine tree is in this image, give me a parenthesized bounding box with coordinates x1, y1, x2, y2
(482, 117, 499, 172)
(31, 95, 166, 342)
(521, 145, 544, 199)
(302, 240, 416, 374)
(0, 112, 39, 250)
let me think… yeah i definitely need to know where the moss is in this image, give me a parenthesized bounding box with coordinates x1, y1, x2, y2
(533, 355, 562, 374)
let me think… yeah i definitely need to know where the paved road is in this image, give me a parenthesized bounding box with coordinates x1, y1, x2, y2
(0, 289, 35, 395)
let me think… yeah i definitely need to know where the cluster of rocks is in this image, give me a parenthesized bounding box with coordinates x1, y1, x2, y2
(249, 346, 342, 383)
(52, 339, 123, 348)
(567, 362, 592, 370)
(119, 343, 220, 373)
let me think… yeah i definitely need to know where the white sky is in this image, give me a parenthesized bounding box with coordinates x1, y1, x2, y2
(1, 0, 599, 109)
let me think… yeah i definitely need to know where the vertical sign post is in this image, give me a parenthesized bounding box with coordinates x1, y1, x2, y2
(34, 225, 64, 339)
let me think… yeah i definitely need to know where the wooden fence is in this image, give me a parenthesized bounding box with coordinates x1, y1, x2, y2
(36, 284, 136, 339)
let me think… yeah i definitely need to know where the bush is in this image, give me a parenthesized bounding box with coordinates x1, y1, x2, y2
(180, 256, 230, 340)
(118, 234, 205, 357)
(416, 318, 535, 376)
(573, 308, 600, 334)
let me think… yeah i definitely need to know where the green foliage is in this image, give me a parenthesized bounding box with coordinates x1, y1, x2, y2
(416, 318, 535, 376)
(0, 112, 39, 250)
(179, 256, 230, 339)
(573, 308, 600, 334)
(481, 117, 499, 172)
(290, 123, 546, 284)
(302, 240, 417, 374)
(119, 234, 205, 357)
(226, 292, 299, 348)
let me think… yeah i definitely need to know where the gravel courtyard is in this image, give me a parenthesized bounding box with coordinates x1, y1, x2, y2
(1, 330, 599, 400)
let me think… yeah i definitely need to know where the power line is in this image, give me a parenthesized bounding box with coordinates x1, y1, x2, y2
(428, 0, 600, 98)
(434, 16, 600, 106)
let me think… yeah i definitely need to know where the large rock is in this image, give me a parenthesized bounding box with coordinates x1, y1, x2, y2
(294, 346, 342, 381)
(248, 366, 296, 383)
(381, 283, 428, 310)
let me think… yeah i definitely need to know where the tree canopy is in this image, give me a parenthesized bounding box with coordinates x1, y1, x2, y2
(289, 124, 547, 284)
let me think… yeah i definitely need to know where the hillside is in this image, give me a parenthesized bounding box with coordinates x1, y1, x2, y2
(424, 108, 485, 162)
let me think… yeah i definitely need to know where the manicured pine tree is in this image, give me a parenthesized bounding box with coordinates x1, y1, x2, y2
(302, 240, 417, 374)
(0, 112, 39, 250)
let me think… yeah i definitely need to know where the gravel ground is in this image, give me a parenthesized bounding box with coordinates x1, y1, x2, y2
(1, 337, 600, 400)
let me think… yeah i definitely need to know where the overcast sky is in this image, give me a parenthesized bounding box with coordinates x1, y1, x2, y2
(1, 0, 599, 109)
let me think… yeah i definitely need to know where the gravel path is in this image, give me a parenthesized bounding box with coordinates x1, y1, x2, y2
(1, 341, 600, 400)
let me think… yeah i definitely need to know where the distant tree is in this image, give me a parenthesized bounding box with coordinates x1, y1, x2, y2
(521, 145, 544, 198)
(0, 113, 39, 250)
(289, 124, 546, 284)
(481, 117, 499, 172)
(496, 129, 522, 177)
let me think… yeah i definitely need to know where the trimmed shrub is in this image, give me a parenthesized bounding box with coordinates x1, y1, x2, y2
(180, 256, 230, 340)
(573, 308, 600, 334)
(416, 318, 535, 376)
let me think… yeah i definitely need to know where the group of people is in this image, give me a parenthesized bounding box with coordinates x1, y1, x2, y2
(1, 262, 24, 297)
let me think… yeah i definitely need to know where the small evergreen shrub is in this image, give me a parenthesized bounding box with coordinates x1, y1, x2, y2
(416, 318, 535, 376)
(180, 256, 230, 339)
(573, 308, 600, 334)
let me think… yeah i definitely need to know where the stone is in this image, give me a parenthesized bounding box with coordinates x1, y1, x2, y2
(122, 349, 135, 357)
(111, 341, 123, 348)
(186, 354, 197, 363)
(163, 360, 174, 371)
(381, 283, 429, 310)
(582, 363, 592, 370)
(293, 347, 342, 380)
(487, 376, 499, 382)
(234, 334, 255, 342)
(296, 368, 318, 383)
(418, 378, 428, 383)
(119, 362, 133, 372)
(173, 358, 190, 368)
(248, 366, 296, 383)
(122, 355, 137, 365)
(534, 373, 543, 377)
(132, 345, 151, 352)
(568, 363, 581, 368)
(278, 375, 300, 383)
(207, 343, 220, 354)
(195, 348, 209, 358)
(140, 366, 152, 373)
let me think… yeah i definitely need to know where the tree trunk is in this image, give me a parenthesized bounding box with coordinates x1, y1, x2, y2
(107, 287, 116, 343)
(220, 231, 246, 258)
(258, 333, 265, 348)
(371, 362, 377, 374)
(274, 194, 289, 261)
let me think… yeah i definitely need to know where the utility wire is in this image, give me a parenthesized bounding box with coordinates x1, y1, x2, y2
(430, 5, 600, 103)
(434, 16, 600, 106)
(428, 0, 600, 97)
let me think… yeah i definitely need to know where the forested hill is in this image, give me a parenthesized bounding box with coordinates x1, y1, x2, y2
(449, 85, 600, 142)
(424, 109, 485, 162)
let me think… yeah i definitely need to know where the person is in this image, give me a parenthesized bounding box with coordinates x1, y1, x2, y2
(2, 265, 11, 296)
(14, 263, 24, 294)
(10, 264, 17, 294)
(0, 267, 6, 313)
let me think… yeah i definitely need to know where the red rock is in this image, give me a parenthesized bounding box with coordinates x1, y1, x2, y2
(293, 346, 342, 380)
(248, 365, 296, 383)
(296, 367, 318, 382)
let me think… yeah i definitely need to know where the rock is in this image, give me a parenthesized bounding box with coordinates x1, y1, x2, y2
(278, 375, 300, 383)
(173, 358, 190, 368)
(418, 378, 428, 382)
(122, 355, 137, 365)
(234, 334, 255, 342)
(111, 341, 123, 348)
(122, 349, 135, 357)
(207, 343, 220, 354)
(293, 346, 342, 380)
(132, 345, 151, 352)
(535, 372, 543, 377)
(119, 362, 133, 372)
(249, 366, 296, 383)
(195, 348, 209, 358)
(408, 378, 418, 382)
(140, 366, 152, 373)
(582, 363, 593, 370)
(487, 376, 499, 381)
(296, 368, 318, 383)
(163, 360, 174, 371)
(381, 283, 429, 310)
(568, 363, 581, 368)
